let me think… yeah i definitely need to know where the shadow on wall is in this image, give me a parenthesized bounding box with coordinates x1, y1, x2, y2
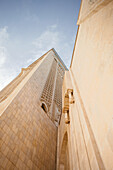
(59, 132, 70, 170)
(41, 102, 48, 113)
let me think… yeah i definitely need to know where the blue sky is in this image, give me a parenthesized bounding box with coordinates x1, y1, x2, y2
(0, 0, 81, 90)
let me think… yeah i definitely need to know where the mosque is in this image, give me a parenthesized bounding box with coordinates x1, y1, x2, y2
(0, 0, 113, 169)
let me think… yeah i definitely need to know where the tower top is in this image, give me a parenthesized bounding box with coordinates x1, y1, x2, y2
(0, 48, 67, 104)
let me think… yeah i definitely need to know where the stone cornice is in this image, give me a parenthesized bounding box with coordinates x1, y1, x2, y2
(70, 0, 112, 69)
(77, 0, 112, 25)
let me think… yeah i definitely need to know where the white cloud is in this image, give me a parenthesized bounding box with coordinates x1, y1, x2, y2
(0, 47, 7, 67)
(32, 27, 60, 53)
(27, 25, 60, 63)
(27, 24, 73, 68)
(0, 26, 9, 45)
(0, 68, 17, 91)
(0, 26, 9, 68)
(0, 24, 73, 91)
(0, 26, 17, 91)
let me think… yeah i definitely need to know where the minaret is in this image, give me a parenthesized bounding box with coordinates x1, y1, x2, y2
(0, 48, 67, 170)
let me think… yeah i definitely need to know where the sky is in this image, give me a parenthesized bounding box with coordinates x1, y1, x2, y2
(0, 0, 81, 91)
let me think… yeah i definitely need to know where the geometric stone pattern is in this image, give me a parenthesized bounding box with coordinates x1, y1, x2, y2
(0, 56, 57, 170)
(54, 63, 65, 112)
(39, 54, 66, 125)
(30, 53, 54, 99)
(40, 58, 57, 110)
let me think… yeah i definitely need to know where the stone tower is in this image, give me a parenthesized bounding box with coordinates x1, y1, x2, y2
(0, 48, 67, 170)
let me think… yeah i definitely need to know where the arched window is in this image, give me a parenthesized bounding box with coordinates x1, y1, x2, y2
(41, 102, 48, 113)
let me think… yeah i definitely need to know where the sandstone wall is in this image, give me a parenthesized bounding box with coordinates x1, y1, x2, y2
(71, 1, 113, 169)
(57, 1, 113, 169)
(0, 52, 57, 170)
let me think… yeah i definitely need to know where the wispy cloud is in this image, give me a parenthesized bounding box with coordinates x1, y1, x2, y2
(0, 26, 9, 45)
(32, 25, 60, 54)
(27, 24, 72, 67)
(0, 24, 74, 90)
(0, 26, 9, 68)
(26, 25, 60, 63)
(0, 47, 7, 67)
(0, 27, 17, 91)
(0, 68, 17, 91)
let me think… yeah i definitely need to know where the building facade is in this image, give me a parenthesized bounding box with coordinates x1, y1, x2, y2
(0, 0, 113, 170)
(57, 0, 113, 169)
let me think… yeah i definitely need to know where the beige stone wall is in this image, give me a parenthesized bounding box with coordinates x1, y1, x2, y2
(0, 55, 57, 170)
(71, 1, 113, 169)
(77, 0, 112, 24)
(57, 1, 113, 170)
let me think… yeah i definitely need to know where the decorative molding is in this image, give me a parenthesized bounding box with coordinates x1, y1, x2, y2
(63, 89, 74, 124)
(77, 0, 112, 24)
(67, 89, 75, 104)
(88, 0, 97, 5)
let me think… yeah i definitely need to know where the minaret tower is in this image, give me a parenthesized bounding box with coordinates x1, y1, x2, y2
(0, 48, 67, 170)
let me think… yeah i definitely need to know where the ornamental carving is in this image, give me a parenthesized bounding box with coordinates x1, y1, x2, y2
(63, 89, 74, 124)
(89, 0, 97, 4)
